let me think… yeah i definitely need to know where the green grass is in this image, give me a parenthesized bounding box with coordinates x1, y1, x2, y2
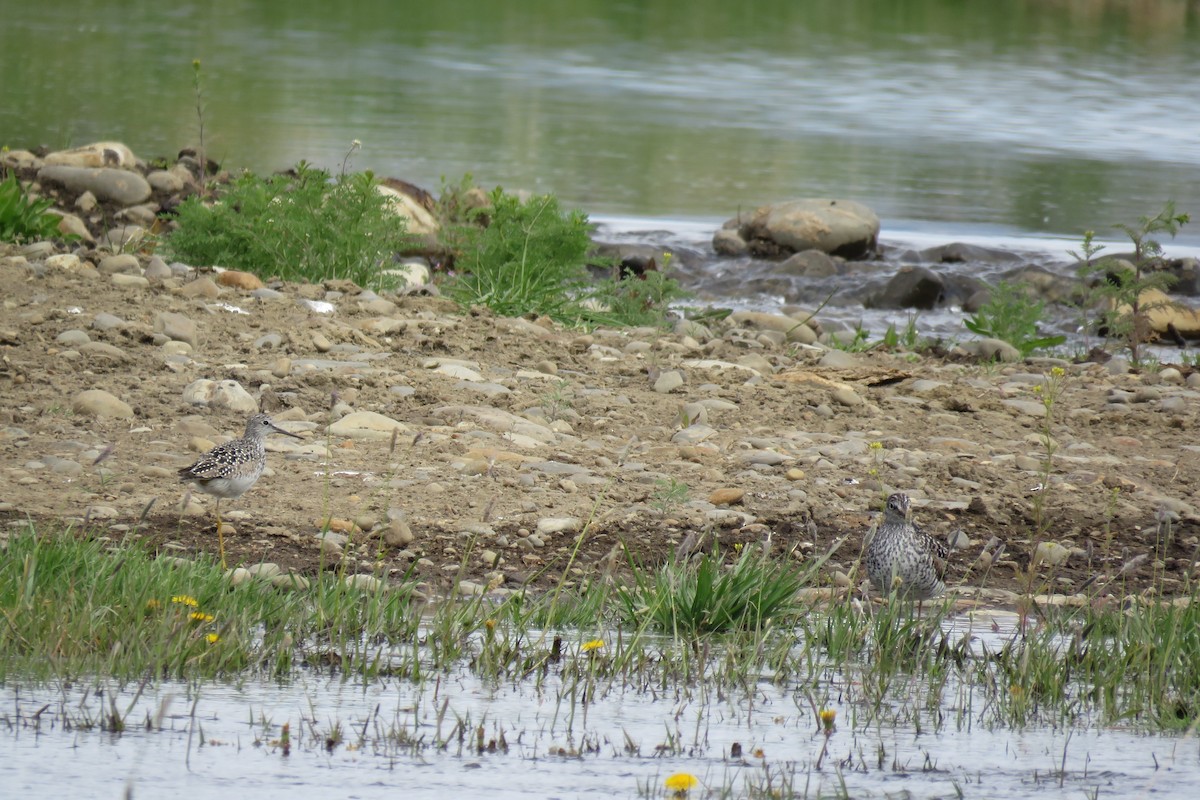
(4, 523, 1200, 734)
(615, 544, 809, 636)
(165, 163, 413, 289)
(0, 525, 418, 682)
(0, 172, 64, 243)
(443, 186, 688, 328)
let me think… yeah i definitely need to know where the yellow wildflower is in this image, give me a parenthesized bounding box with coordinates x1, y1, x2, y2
(664, 772, 699, 792)
(581, 639, 605, 652)
(189, 611, 215, 623)
(869, 441, 883, 450)
(145, 599, 161, 612)
(1051, 366, 1065, 378)
(485, 619, 496, 631)
(171, 595, 199, 607)
(205, 633, 220, 644)
(819, 708, 837, 733)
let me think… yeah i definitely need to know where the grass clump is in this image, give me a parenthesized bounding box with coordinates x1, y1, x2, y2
(444, 187, 592, 320)
(0, 526, 418, 682)
(965, 279, 1066, 357)
(0, 172, 63, 243)
(444, 186, 687, 328)
(165, 162, 411, 289)
(615, 545, 805, 636)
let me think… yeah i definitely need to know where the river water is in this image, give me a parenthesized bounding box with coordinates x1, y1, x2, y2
(3, 1, 1200, 336)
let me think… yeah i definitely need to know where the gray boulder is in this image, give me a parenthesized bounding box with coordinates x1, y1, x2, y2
(715, 199, 879, 259)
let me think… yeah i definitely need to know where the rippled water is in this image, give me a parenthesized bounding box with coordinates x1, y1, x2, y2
(3, 616, 1196, 799)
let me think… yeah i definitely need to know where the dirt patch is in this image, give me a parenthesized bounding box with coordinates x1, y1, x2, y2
(2, 249, 1198, 604)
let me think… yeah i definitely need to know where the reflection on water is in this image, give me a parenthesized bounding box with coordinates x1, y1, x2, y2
(1, 0, 1199, 241)
(2, 619, 1195, 799)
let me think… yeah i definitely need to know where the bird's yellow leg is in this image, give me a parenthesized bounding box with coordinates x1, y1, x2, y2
(215, 498, 226, 570)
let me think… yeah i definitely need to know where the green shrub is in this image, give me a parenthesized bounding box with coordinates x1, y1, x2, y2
(0, 172, 63, 243)
(166, 163, 411, 288)
(444, 187, 593, 320)
(965, 280, 1066, 357)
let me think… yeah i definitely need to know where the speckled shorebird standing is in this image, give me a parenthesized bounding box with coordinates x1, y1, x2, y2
(178, 413, 302, 568)
(864, 492, 949, 603)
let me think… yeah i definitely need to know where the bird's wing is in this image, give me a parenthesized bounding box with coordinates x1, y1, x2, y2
(178, 442, 238, 480)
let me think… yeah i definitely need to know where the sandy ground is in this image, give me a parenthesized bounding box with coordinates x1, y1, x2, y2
(2, 248, 1198, 605)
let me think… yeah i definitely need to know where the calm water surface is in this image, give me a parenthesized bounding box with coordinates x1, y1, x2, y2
(3, 0, 1200, 245)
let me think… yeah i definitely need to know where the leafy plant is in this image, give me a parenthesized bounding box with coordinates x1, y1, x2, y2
(649, 477, 690, 517)
(965, 280, 1066, 357)
(1077, 202, 1189, 365)
(615, 545, 805, 636)
(165, 163, 412, 289)
(0, 172, 63, 243)
(444, 187, 593, 321)
(585, 265, 691, 328)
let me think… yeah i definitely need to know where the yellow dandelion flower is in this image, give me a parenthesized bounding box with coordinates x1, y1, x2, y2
(189, 611, 215, 623)
(664, 772, 699, 792)
(205, 633, 220, 644)
(581, 639, 605, 652)
(485, 619, 496, 631)
(819, 708, 837, 732)
(171, 595, 199, 607)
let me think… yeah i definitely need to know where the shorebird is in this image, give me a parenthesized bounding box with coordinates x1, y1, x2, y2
(178, 413, 302, 568)
(864, 492, 949, 604)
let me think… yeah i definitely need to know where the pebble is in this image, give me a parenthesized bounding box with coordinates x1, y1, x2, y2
(536, 517, 583, 535)
(144, 256, 172, 279)
(56, 329, 90, 346)
(1033, 541, 1072, 567)
(385, 519, 414, 547)
(111, 274, 149, 289)
(254, 333, 283, 349)
(98, 254, 139, 274)
(216, 270, 265, 290)
(72, 389, 134, 418)
(182, 379, 259, 413)
(271, 573, 310, 591)
(45, 253, 82, 271)
(653, 370, 685, 393)
(328, 411, 410, 441)
(155, 311, 198, 347)
(92, 312, 126, 330)
(708, 488, 745, 506)
(179, 276, 221, 299)
(344, 574, 383, 592)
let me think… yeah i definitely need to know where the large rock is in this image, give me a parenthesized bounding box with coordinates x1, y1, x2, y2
(715, 199, 879, 259)
(1125, 289, 1200, 340)
(328, 411, 411, 441)
(866, 266, 945, 309)
(38, 165, 152, 206)
(377, 179, 439, 237)
(182, 379, 258, 413)
(72, 389, 134, 418)
(43, 141, 137, 169)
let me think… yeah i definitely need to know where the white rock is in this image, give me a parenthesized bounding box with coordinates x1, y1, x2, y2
(181, 379, 258, 413)
(328, 411, 411, 440)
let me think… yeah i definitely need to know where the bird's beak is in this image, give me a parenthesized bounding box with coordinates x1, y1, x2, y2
(270, 423, 304, 439)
